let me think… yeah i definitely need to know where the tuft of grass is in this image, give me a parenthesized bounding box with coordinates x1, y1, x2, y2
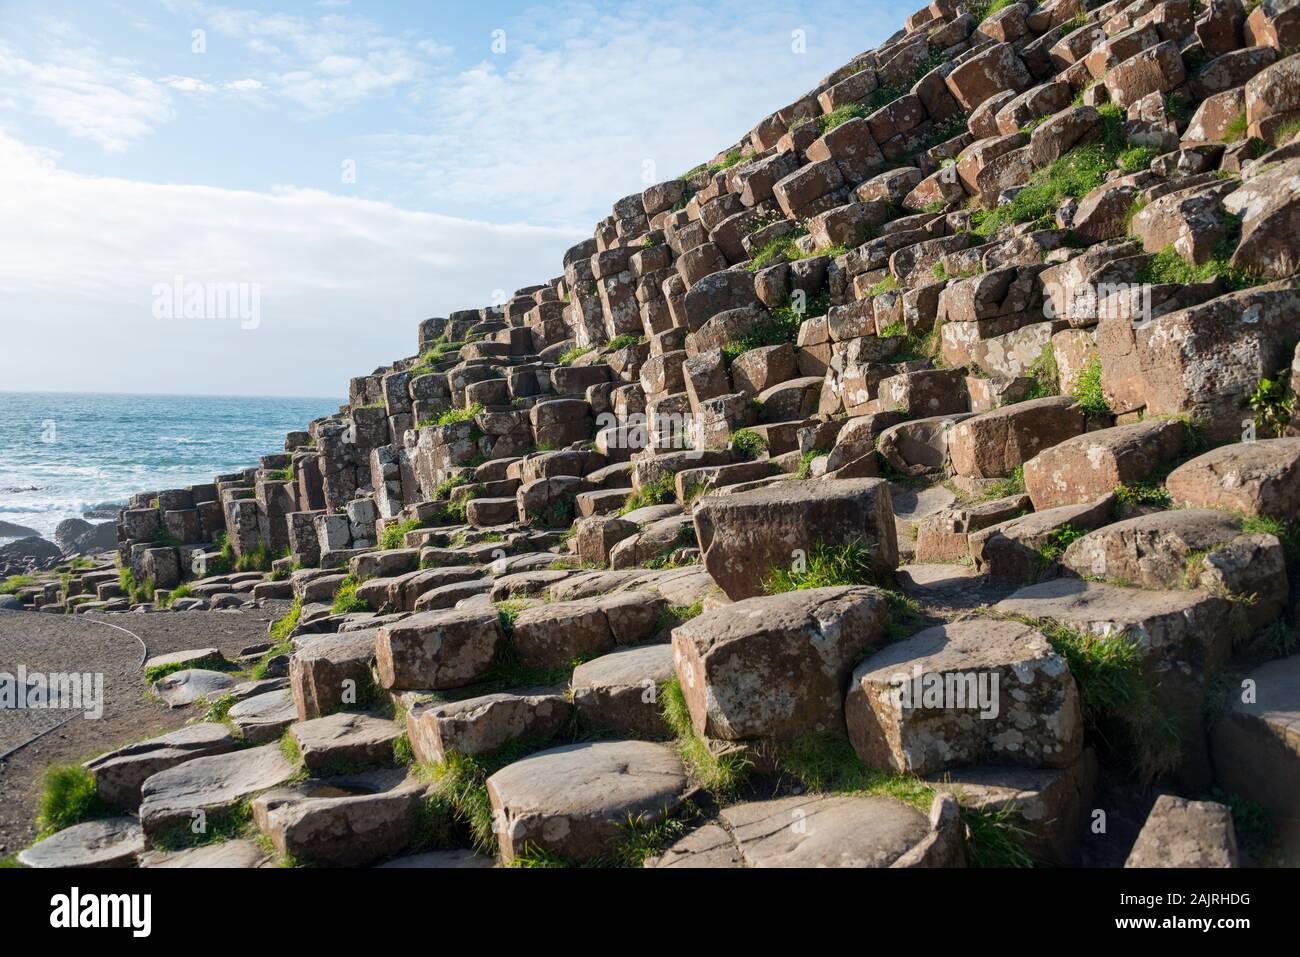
(1134, 245, 1259, 293)
(605, 334, 644, 351)
(1249, 376, 1294, 439)
(558, 346, 594, 366)
(867, 274, 899, 297)
(619, 475, 675, 515)
(150, 799, 253, 851)
(721, 290, 832, 362)
(986, 465, 1026, 500)
(381, 518, 426, 550)
(1071, 356, 1111, 416)
(613, 804, 701, 868)
(35, 764, 107, 838)
(201, 692, 237, 723)
(1037, 523, 1087, 566)
(0, 574, 37, 595)
(728, 428, 768, 461)
(972, 104, 1127, 236)
(1224, 112, 1249, 143)
(795, 449, 820, 480)
(1115, 481, 1172, 509)
(269, 595, 302, 643)
(660, 677, 750, 797)
(763, 538, 879, 593)
(330, 575, 369, 615)
(657, 600, 704, 633)
(435, 403, 484, 427)
(1023, 344, 1059, 400)
(393, 733, 415, 766)
(1035, 619, 1182, 781)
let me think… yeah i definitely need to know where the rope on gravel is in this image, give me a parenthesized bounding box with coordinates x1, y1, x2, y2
(0, 610, 150, 762)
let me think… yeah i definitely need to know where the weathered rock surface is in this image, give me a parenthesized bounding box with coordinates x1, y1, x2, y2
(673, 586, 887, 743)
(486, 740, 690, 864)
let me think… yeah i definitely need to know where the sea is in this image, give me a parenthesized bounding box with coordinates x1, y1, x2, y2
(0, 392, 342, 542)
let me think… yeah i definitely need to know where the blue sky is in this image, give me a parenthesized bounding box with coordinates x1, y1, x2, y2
(0, 0, 895, 397)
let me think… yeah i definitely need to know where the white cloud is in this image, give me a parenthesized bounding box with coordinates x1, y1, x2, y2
(196, 3, 447, 112)
(363, 0, 885, 225)
(0, 132, 584, 397)
(0, 42, 174, 152)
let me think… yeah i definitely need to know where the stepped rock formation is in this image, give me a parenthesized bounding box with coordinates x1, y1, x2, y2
(12, 0, 1300, 869)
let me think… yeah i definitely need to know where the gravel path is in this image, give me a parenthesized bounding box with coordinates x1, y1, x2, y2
(0, 606, 286, 856)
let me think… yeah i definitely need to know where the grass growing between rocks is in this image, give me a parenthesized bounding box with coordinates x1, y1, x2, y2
(330, 576, 369, 615)
(35, 764, 107, 838)
(159, 582, 194, 607)
(1240, 514, 1300, 565)
(987, 465, 1026, 499)
(150, 800, 255, 852)
(1114, 480, 1172, 509)
(728, 428, 768, 461)
(558, 346, 594, 366)
(795, 449, 820, 479)
(763, 538, 880, 592)
(269, 595, 302, 643)
(971, 103, 1127, 237)
(619, 475, 675, 515)
(0, 574, 36, 594)
(1026, 617, 1181, 781)
(428, 403, 484, 428)
(200, 692, 237, 723)
(721, 290, 832, 363)
(1249, 375, 1295, 438)
(381, 518, 427, 550)
(660, 676, 751, 798)
(1133, 245, 1259, 293)
(1070, 357, 1111, 416)
(780, 731, 1034, 867)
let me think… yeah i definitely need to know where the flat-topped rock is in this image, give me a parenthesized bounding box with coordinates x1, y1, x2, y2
(846, 619, 1083, 776)
(926, 758, 1096, 866)
(139, 742, 297, 839)
(673, 586, 887, 743)
(949, 396, 1086, 479)
(252, 768, 427, 868)
(692, 478, 897, 600)
(139, 838, 270, 868)
(969, 495, 1115, 582)
(290, 629, 378, 720)
(486, 739, 690, 864)
(1166, 438, 1300, 521)
(571, 643, 674, 737)
(291, 711, 402, 772)
(17, 817, 144, 868)
(1124, 795, 1238, 868)
(143, 647, 225, 673)
(649, 793, 964, 868)
(406, 689, 572, 763)
(1211, 653, 1300, 851)
(512, 590, 666, 669)
(375, 607, 503, 690)
(1024, 420, 1186, 510)
(86, 722, 237, 810)
(228, 689, 298, 744)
